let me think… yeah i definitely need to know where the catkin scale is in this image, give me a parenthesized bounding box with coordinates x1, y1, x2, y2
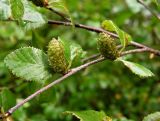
(47, 38, 68, 74)
(97, 33, 119, 60)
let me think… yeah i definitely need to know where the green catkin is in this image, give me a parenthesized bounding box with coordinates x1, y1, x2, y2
(97, 33, 119, 60)
(47, 38, 68, 74)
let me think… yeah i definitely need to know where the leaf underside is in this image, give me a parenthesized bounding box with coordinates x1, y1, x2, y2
(118, 59, 154, 78)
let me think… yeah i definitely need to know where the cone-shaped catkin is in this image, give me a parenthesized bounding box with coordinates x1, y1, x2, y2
(48, 38, 68, 74)
(97, 33, 119, 60)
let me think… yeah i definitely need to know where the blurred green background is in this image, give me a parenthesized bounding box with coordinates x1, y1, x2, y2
(0, 0, 160, 121)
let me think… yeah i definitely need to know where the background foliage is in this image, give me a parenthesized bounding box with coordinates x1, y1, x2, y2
(0, 0, 160, 121)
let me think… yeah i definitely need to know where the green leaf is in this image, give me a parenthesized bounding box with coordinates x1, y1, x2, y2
(58, 37, 85, 68)
(0, 0, 11, 20)
(22, 1, 47, 30)
(101, 20, 132, 50)
(143, 112, 160, 121)
(58, 37, 71, 64)
(152, 0, 160, 7)
(65, 110, 112, 121)
(70, 42, 86, 67)
(10, 0, 24, 19)
(0, 88, 16, 112)
(70, 43, 82, 61)
(4, 47, 52, 81)
(0, 0, 46, 29)
(48, 0, 68, 13)
(101, 20, 118, 32)
(117, 59, 154, 78)
(48, 0, 74, 26)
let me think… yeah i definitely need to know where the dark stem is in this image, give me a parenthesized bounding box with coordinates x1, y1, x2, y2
(48, 20, 160, 56)
(47, 7, 70, 21)
(2, 45, 160, 118)
(2, 57, 105, 118)
(121, 48, 153, 56)
(137, 0, 160, 20)
(48, 20, 118, 38)
(82, 54, 101, 62)
(82, 48, 159, 63)
(1, 9, 160, 119)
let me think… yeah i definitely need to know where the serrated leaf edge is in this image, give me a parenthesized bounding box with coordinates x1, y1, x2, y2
(116, 58, 154, 78)
(4, 47, 52, 81)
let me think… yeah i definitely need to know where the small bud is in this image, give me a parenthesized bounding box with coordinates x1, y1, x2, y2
(47, 38, 68, 74)
(29, 0, 48, 7)
(149, 53, 155, 59)
(2, 116, 13, 121)
(97, 33, 119, 60)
